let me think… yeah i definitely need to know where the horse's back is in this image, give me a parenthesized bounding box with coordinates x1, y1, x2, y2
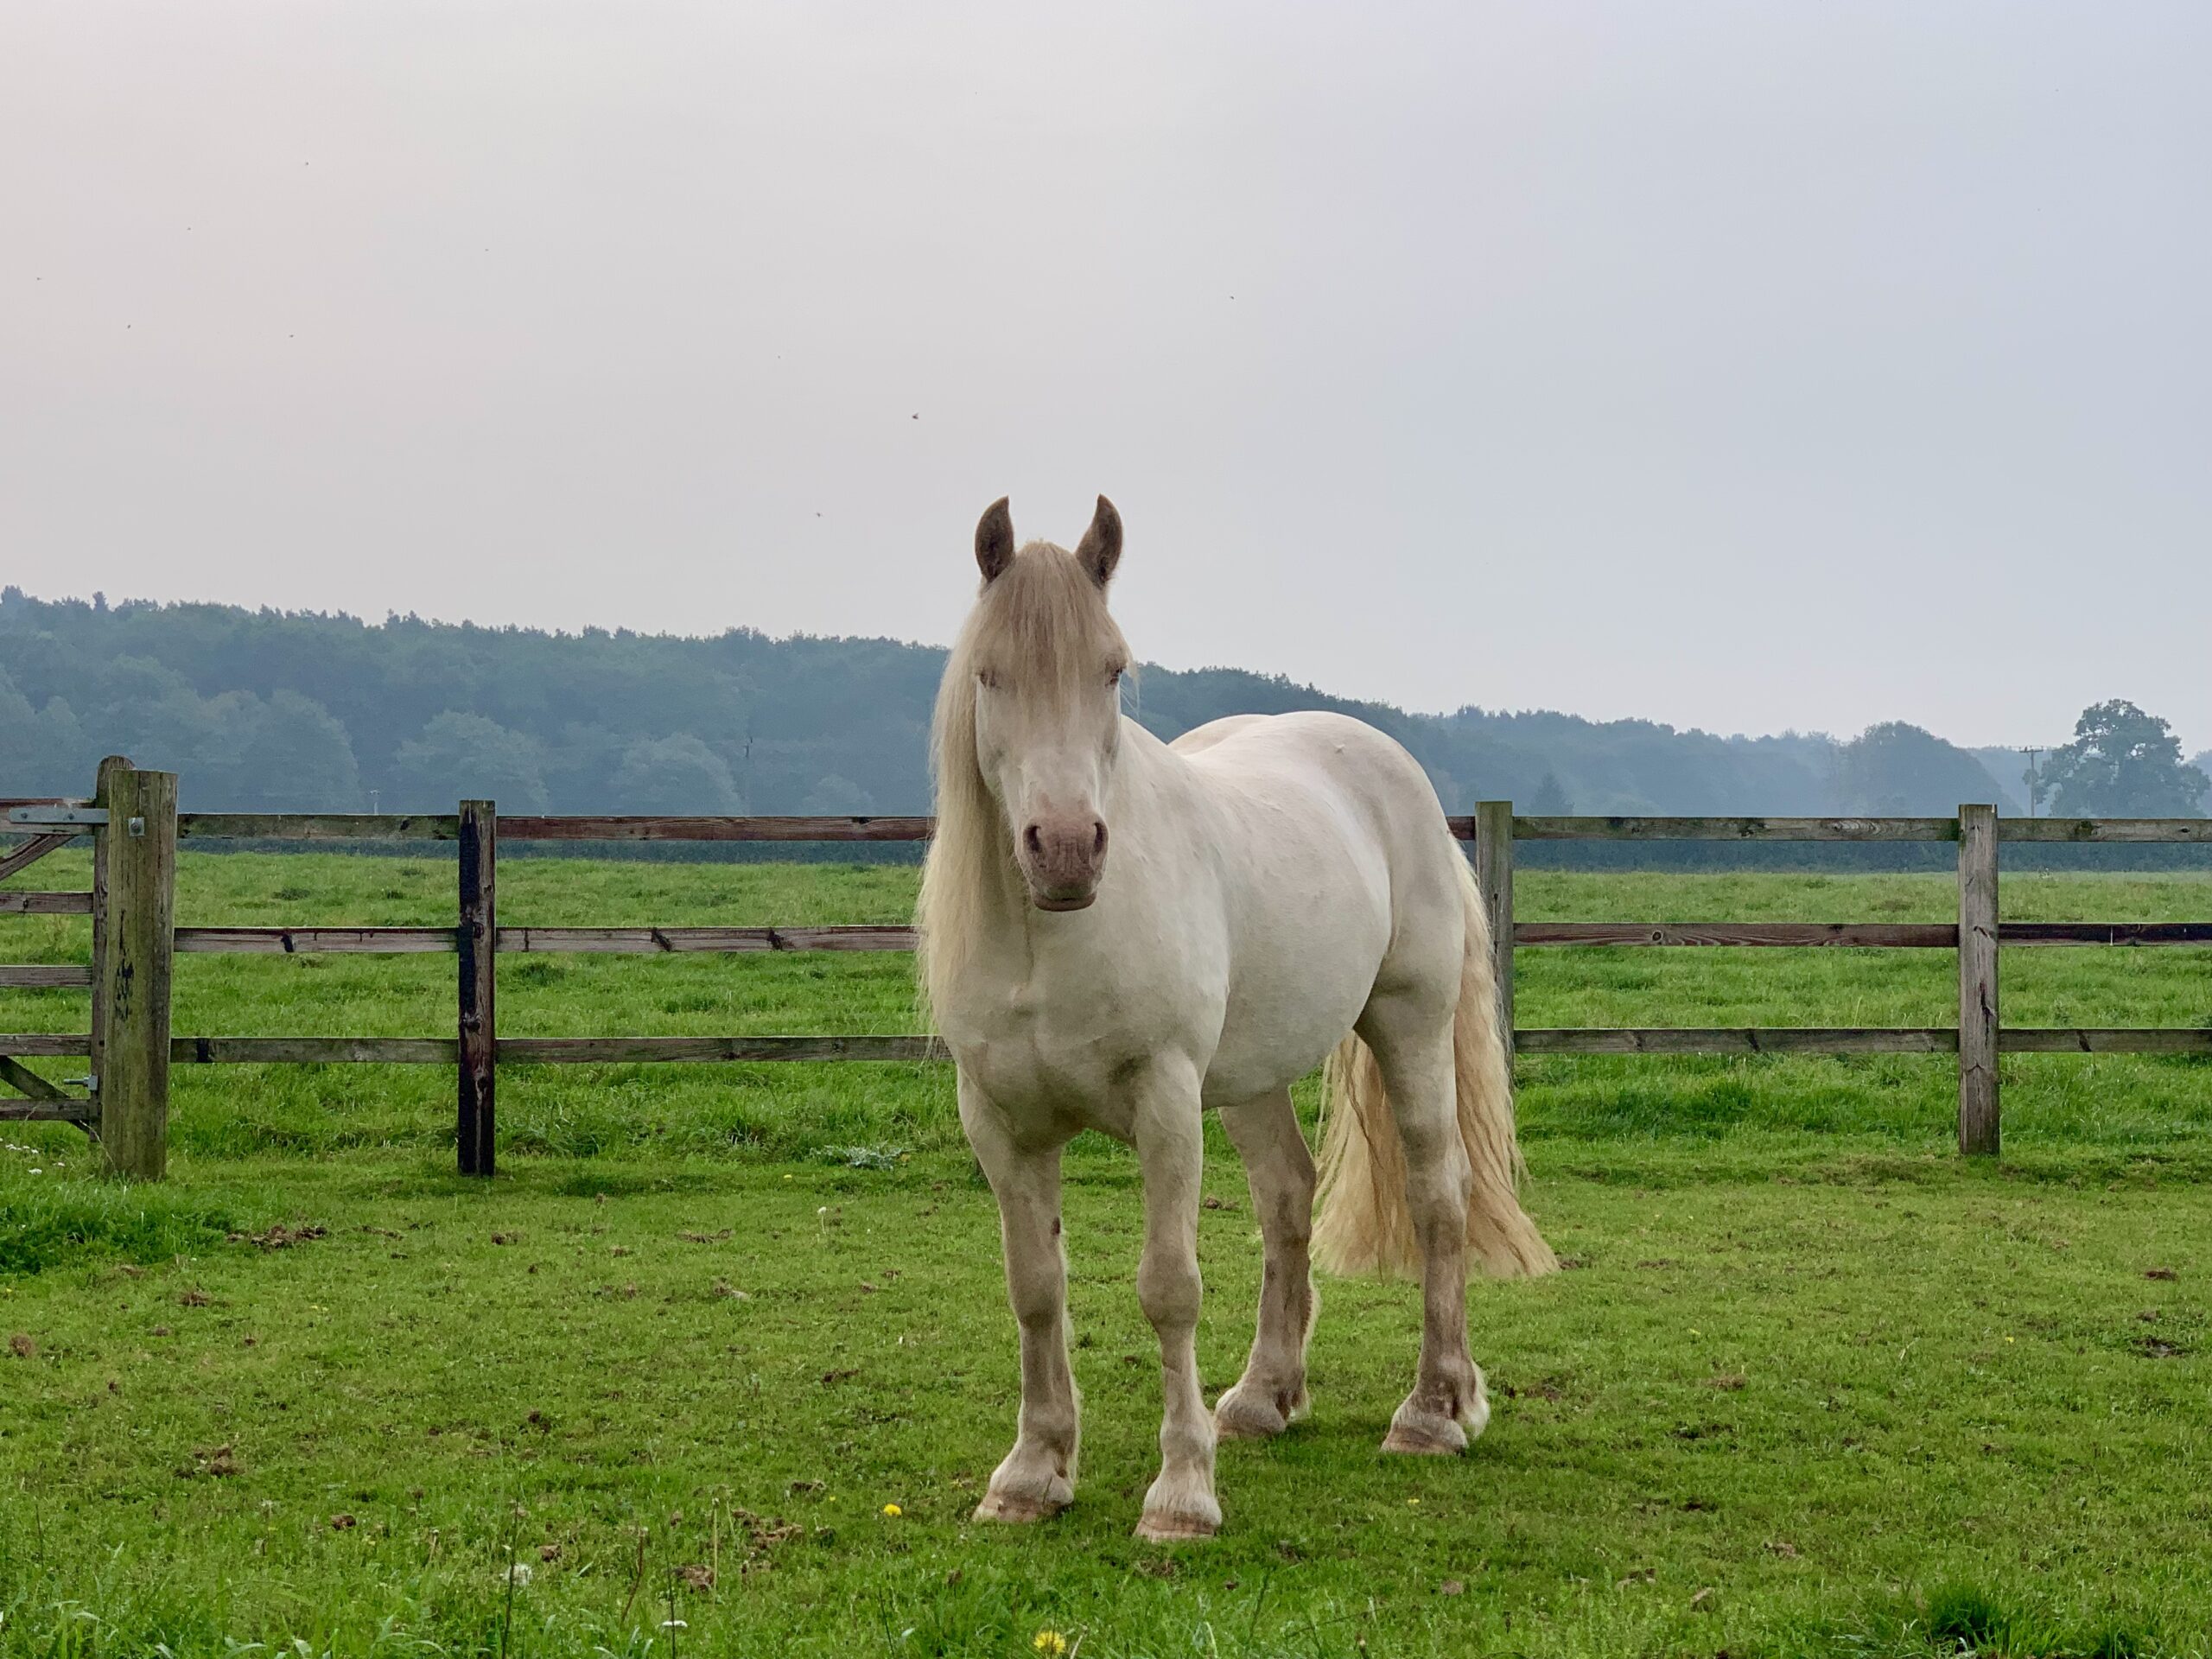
(1166, 711, 1465, 1103)
(1173, 710, 1452, 868)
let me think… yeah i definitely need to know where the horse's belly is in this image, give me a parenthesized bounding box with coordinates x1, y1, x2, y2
(1201, 916, 1385, 1107)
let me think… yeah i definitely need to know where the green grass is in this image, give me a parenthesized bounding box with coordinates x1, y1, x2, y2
(3, 853, 2210, 1656)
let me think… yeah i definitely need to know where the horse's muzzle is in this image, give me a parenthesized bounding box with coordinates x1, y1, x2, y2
(1020, 815, 1108, 912)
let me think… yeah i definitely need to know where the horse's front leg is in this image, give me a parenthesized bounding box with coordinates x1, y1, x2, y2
(961, 1079, 1080, 1523)
(1130, 1058, 1221, 1541)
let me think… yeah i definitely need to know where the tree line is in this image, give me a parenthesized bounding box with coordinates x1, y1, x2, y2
(3, 588, 2205, 830)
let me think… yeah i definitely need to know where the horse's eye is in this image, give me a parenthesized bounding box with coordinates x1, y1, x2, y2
(1107, 668, 1124, 688)
(976, 669, 999, 690)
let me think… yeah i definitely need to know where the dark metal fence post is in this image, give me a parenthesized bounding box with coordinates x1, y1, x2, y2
(1957, 803, 2000, 1155)
(458, 799, 497, 1176)
(1475, 800, 1516, 1071)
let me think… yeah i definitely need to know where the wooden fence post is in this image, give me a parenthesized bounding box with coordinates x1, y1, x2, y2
(1475, 800, 1516, 1071)
(94, 766, 176, 1179)
(457, 799, 498, 1176)
(1957, 803, 1999, 1155)
(86, 754, 130, 1109)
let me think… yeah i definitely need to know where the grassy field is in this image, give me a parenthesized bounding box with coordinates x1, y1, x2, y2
(3, 852, 2210, 1657)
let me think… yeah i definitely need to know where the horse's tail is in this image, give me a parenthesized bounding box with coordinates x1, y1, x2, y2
(1313, 854, 1559, 1280)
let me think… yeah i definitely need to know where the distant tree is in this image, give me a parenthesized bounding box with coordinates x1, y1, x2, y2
(800, 773, 875, 816)
(242, 692, 360, 810)
(1528, 771, 1573, 816)
(2193, 752, 2212, 812)
(2042, 701, 2209, 818)
(0, 669, 86, 793)
(395, 712, 548, 811)
(1832, 722, 2016, 816)
(610, 734, 742, 813)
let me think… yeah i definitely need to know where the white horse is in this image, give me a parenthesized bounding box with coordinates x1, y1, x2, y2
(918, 496, 1555, 1542)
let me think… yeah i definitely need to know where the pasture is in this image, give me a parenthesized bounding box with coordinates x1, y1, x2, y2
(3, 852, 2210, 1657)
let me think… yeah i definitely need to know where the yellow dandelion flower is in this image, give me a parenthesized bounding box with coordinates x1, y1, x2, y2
(882, 1503, 902, 1516)
(1033, 1633, 1069, 1656)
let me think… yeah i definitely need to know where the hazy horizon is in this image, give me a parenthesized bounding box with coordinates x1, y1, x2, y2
(7, 3, 2208, 753)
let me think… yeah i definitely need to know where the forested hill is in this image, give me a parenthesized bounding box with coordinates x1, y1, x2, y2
(0, 586, 2053, 819)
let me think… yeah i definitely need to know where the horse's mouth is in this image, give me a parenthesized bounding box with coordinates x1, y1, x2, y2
(1029, 890, 1097, 912)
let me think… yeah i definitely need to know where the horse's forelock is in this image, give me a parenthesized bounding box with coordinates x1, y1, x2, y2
(968, 542, 1127, 687)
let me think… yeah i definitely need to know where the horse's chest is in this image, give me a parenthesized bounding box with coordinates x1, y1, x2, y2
(950, 996, 1149, 1117)
(944, 961, 1212, 1124)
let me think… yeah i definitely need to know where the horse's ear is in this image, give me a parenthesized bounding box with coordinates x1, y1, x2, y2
(1075, 495, 1122, 588)
(975, 498, 1015, 584)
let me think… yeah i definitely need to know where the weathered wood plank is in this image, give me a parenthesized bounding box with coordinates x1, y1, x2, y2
(0, 1099, 94, 1123)
(96, 767, 177, 1179)
(0, 892, 94, 915)
(1956, 804, 2000, 1155)
(0, 1054, 67, 1101)
(135, 1028, 2212, 1063)
(1999, 818, 2212, 844)
(1999, 1028, 2212, 1053)
(0, 1033, 91, 1057)
(170, 1036, 460, 1063)
(493, 925, 918, 953)
(164, 924, 927, 955)
(156, 810, 2212, 846)
(1515, 922, 1957, 948)
(497, 1034, 950, 1063)
(0, 964, 93, 988)
(499, 815, 936, 842)
(175, 926, 459, 954)
(1998, 922, 2212, 946)
(1474, 802, 1514, 1071)
(457, 800, 497, 1177)
(163, 918, 2212, 956)
(1511, 817, 1960, 842)
(0, 833, 75, 882)
(179, 813, 461, 841)
(1516, 1027, 1961, 1054)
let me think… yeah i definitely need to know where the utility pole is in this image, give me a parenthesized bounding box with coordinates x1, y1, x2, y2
(2018, 747, 2044, 817)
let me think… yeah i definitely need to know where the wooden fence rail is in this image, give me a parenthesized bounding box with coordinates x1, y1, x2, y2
(6, 768, 2210, 1178)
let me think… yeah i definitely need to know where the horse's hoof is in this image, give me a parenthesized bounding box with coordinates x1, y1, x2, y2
(1213, 1382, 1306, 1440)
(1135, 1507, 1219, 1542)
(1382, 1386, 1487, 1455)
(973, 1490, 1065, 1524)
(1380, 1418, 1466, 1455)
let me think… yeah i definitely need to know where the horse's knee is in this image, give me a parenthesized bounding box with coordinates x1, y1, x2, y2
(1137, 1251, 1202, 1332)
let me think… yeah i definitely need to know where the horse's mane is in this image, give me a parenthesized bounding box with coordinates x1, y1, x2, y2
(916, 542, 1128, 1022)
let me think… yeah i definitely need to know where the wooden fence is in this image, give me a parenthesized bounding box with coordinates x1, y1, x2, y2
(4, 760, 2209, 1179)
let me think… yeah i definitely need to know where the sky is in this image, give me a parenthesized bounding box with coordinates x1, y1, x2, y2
(4, 2, 2208, 754)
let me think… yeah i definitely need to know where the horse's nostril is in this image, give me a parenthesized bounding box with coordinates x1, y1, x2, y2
(1092, 821, 1108, 857)
(1023, 823, 1044, 859)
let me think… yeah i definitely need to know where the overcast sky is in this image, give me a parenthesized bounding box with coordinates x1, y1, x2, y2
(5, 3, 2207, 752)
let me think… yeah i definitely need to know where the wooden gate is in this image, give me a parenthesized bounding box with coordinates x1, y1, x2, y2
(0, 755, 175, 1176)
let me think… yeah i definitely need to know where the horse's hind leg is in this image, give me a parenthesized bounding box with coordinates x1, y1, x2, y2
(1213, 1087, 1317, 1440)
(961, 1077, 1081, 1523)
(1358, 989, 1488, 1455)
